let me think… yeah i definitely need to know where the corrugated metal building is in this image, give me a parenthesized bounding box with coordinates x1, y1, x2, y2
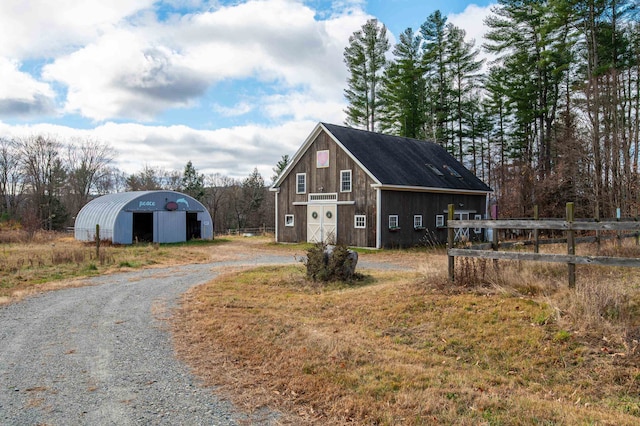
(74, 191, 213, 244)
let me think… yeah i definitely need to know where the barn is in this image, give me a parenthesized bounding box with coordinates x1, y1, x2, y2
(271, 123, 493, 249)
(74, 190, 213, 244)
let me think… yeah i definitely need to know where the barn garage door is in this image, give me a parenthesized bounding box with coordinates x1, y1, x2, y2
(307, 204, 337, 244)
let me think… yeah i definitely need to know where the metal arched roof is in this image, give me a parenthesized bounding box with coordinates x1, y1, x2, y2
(74, 190, 210, 243)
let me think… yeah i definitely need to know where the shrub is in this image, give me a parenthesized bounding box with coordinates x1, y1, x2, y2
(304, 242, 357, 282)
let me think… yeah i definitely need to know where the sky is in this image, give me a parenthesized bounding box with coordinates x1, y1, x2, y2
(0, 0, 495, 183)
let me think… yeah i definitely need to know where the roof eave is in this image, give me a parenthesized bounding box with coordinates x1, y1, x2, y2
(372, 184, 493, 195)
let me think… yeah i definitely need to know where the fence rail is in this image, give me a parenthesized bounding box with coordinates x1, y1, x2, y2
(447, 203, 640, 287)
(220, 227, 275, 236)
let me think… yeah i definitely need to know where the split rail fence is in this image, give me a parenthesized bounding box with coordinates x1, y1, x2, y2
(447, 203, 640, 287)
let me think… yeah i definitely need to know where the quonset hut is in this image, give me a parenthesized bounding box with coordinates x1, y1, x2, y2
(74, 191, 213, 244)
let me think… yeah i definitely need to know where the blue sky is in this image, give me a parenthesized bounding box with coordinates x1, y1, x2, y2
(0, 0, 495, 182)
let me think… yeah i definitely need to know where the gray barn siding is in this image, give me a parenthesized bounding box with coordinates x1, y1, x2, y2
(276, 130, 378, 247)
(380, 191, 487, 248)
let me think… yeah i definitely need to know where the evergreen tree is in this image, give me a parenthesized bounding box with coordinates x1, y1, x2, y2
(344, 19, 390, 131)
(181, 161, 205, 201)
(446, 23, 483, 163)
(379, 27, 427, 138)
(421, 11, 451, 146)
(271, 154, 289, 184)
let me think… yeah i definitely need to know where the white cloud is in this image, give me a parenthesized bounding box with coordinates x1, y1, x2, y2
(0, 58, 56, 117)
(38, 0, 365, 122)
(448, 4, 494, 52)
(0, 0, 374, 181)
(0, 0, 154, 58)
(212, 102, 254, 117)
(0, 119, 317, 181)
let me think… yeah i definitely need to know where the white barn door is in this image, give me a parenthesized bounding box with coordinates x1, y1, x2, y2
(307, 204, 337, 244)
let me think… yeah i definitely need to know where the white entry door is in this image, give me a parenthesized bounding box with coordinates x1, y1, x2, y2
(454, 212, 470, 241)
(307, 204, 337, 243)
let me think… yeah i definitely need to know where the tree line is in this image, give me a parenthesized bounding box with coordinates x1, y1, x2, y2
(344, 1, 640, 219)
(0, 136, 272, 233)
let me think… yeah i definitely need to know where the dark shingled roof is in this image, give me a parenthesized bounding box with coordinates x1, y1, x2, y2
(322, 123, 492, 192)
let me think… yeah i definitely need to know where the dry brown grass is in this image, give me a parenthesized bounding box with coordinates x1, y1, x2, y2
(0, 231, 242, 304)
(172, 240, 640, 425)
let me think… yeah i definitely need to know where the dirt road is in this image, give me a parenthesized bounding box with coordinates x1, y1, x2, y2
(0, 257, 293, 425)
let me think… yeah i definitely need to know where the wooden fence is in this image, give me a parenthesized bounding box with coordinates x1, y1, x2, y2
(447, 203, 640, 287)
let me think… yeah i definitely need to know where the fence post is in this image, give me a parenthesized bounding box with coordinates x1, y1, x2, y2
(566, 202, 576, 288)
(95, 224, 100, 259)
(616, 207, 622, 248)
(448, 204, 455, 282)
(491, 211, 499, 270)
(533, 204, 539, 254)
(595, 205, 601, 253)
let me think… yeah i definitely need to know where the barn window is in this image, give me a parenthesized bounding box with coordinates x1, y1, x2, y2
(414, 215, 424, 229)
(389, 215, 399, 229)
(474, 214, 482, 234)
(341, 170, 352, 192)
(285, 214, 294, 227)
(317, 150, 330, 168)
(296, 173, 306, 194)
(435, 214, 445, 227)
(354, 215, 366, 228)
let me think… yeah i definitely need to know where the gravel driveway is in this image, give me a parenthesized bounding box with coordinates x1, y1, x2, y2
(0, 254, 296, 426)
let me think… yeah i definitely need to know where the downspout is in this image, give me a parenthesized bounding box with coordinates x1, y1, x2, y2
(274, 189, 279, 242)
(376, 187, 382, 249)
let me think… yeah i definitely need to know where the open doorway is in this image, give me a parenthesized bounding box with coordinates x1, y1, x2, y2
(186, 213, 201, 240)
(133, 212, 153, 242)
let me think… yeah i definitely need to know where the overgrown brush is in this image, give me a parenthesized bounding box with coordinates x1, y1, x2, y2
(304, 242, 358, 283)
(452, 251, 640, 358)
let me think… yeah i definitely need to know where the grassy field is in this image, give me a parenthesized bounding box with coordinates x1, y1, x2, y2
(0, 229, 231, 304)
(172, 240, 640, 425)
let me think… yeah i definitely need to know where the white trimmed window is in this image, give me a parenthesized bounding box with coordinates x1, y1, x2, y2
(435, 215, 445, 227)
(354, 214, 366, 228)
(340, 170, 352, 192)
(474, 214, 482, 234)
(284, 214, 294, 227)
(296, 173, 306, 194)
(414, 215, 423, 229)
(389, 215, 399, 229)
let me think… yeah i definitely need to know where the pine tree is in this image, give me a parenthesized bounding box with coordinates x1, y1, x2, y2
(271, 154, 289, 184)
(446, 23, 483, 163)
(344, 19, 390, 131)
(181, 161, 205, 201)
(421, 11, 451, 147)
(379, 27, 427, 138)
